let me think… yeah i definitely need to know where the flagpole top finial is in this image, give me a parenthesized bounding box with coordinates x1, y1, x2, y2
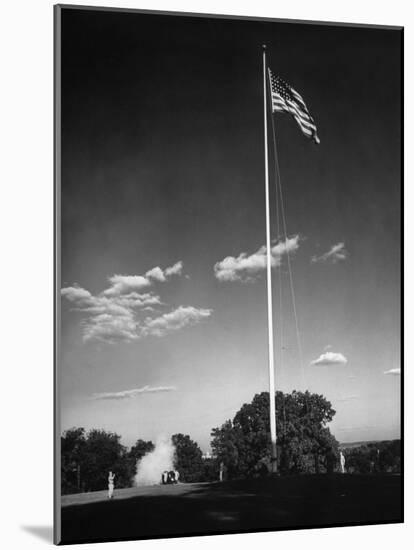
(262, 44, 267, 50)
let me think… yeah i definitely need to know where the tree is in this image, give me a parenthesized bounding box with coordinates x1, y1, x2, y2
(61, 427, 86, 494)
(378, 440, 401, 473)
(199, 457, 220, 482)
(129, 439, 154, 462)
(344, 440, 401, 474)
(128, 439, 155, 478)
(61, 428, 132, 494)
(172, 433, 203, 482)
(210, 391, 339, 478)
(344, 445, 374, 474)
(317, 428, 340, 474)
(81, 429, 131, 491)
(211, 420, 240, 479)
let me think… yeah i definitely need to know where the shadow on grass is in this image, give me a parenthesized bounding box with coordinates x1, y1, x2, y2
(61, 474, 402, 545)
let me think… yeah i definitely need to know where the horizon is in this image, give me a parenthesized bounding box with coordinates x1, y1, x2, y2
(60, 407, 402, 454)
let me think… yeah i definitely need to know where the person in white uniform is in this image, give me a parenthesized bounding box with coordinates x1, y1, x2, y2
(108, 471, 115, 498)
(219, 461, 224, 482)
(339, 451, 346, 474)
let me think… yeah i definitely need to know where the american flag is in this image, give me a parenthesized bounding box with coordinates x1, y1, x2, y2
(268, 69, 320, 144)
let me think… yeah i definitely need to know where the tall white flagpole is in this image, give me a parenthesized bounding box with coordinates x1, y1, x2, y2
(262, 45, 277, 473)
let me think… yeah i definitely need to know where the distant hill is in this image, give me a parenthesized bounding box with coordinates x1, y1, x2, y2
(339, 439, 400, 449)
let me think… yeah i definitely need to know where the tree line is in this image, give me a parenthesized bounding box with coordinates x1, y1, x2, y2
(61, 430, 206, 494)
(61, 390, 401, 494)
(342, 440, 401, 474)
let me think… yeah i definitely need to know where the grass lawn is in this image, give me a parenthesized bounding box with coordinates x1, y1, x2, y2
(60, 474, 402, 545)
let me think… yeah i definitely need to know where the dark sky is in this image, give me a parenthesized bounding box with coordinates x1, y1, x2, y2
(60, 7, 401, 449)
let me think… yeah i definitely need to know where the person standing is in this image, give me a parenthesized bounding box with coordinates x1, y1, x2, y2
(340, 451, 346, 474)
(219, 461, 224, 482)
(108, 471, 115, 499)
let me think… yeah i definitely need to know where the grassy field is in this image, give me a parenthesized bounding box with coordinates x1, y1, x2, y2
(60, 474, 402, 545)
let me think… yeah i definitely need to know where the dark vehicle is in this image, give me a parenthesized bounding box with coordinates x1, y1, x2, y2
(161, 470, 179, 484)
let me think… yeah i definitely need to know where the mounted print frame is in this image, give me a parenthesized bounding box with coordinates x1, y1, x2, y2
(54, 4, 403, 545)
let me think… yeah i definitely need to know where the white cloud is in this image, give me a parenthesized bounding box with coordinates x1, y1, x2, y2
(92, 385, 177, 400)
(146, 262, 185, 283)
(384, 367, 401, 376)
(61, 285, 93, 303)
(143, 305, 212, 337)
(310, 351, 348, 366)
(115, 292, 162, 309)
(75, 296, 146, 317)
(61, 261, 211, 343)
(311, 242, 348, 264)
(103, 274, 151, 296)
(214, 236, 300, 282)
(165, 261, 183, 277)
(104, 262, 185, 296)
(145, 266, 166, 283)
(82, 311, 138, 343)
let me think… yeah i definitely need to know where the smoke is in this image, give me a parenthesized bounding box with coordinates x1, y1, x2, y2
(134, 435, 175, 486)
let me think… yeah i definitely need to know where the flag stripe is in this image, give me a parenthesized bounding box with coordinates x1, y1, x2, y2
(272, 105, 314, 136)
(290, 88, 308, 108)
(284, 99, 316, 129)
(271, 95, 316, 130)
(273, 100, 315, 131)
(285, 101, 315, 126)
